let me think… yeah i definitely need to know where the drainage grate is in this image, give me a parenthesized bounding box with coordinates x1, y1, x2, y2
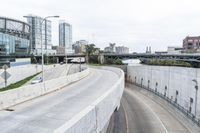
(4, 108, 15, 112)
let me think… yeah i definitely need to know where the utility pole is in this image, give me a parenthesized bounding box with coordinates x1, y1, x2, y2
(4, 65, 7, 87)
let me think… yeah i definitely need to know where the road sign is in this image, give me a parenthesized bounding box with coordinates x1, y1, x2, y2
(0, 71, 11, 80)
(2, 65, 8, 70)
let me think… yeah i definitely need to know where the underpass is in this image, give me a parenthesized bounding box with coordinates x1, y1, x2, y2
(108, 83, 200, 133)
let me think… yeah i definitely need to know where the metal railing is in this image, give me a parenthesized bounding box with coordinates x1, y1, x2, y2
(132, 82, 200, 127)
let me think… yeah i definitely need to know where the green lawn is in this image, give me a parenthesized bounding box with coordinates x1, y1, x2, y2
(0, 72, 41, 92)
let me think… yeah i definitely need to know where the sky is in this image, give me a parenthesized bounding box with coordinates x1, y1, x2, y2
(1, 0, 200, 53)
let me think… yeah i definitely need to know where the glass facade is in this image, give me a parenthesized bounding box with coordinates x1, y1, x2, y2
(0, 17, 30, 55)
(59, 22, 72, 51)
(0, 33, 29, 55)
(27, 16, 52, 52)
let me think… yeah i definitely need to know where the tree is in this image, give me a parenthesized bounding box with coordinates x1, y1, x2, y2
(85, 44, 98, 55)
(85, 44, 99, 63)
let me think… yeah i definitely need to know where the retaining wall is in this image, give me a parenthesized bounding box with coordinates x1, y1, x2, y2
(0, 64, 55, 88)
(127, 65, 200, 120)
(0, 68, 90, 110)
(53, 67, 124, 133)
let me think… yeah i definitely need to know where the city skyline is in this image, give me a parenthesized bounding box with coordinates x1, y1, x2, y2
(1, 0, 200, 53)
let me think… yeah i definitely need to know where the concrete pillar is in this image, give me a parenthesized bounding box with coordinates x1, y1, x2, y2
(98, 54, 105, 64)
(85, 54, 89, 63)
(57, 57, 59, 64)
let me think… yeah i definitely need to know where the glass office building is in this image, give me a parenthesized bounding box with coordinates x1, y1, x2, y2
(0, 17, 30, 55)
(26, 15, 55, 55)
(59, 22, 73, 54)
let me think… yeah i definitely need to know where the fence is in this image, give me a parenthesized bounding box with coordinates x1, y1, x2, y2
(132, 81, 200, 127)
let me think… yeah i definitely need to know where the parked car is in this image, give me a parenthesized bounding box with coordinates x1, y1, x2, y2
(31, 77, 42, 84)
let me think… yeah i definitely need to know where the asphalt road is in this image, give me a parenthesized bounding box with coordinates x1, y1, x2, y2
(0, 68, 119, 133)
(108, 84, 191, 133)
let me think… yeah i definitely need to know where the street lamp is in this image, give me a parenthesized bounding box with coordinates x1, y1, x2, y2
(155, 82, 158, 92)
(24, 15, 59, 83)
(164, 86, 167, 97)
(40, 16, 59, 83)
(141, 78, 143, 87)
(192, 79, 198, 117)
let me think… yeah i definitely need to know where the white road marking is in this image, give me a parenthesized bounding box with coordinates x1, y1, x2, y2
(126, 89, 169, 133)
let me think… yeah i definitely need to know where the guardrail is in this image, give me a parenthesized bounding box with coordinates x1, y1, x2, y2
(0, 68, 90, 110)
(54, 67, 124, 133)
(132, 82, 200, 127)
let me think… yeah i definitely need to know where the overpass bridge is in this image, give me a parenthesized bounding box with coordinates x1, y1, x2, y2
(101, 53, 200, 67)
(1, 53, 200, 67)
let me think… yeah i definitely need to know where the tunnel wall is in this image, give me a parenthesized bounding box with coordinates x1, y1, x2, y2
(127, 65, 200, 120)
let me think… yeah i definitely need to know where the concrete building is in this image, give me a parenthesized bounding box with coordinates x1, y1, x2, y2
(59, 21, 73, 54)
(104, 43, 129, 54)
(0, 16, 30, 56)
(116, 46, 129, 54)
(73, 40, 88, 54)
(52, 46, 65, 55)
(104, 43, 116, 53)
(183, 36, 200, 52)
(25, 15, 55, 55)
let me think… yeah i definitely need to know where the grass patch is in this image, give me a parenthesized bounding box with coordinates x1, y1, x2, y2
(142, 59, 192, 67)
(0, 72, 41, 92)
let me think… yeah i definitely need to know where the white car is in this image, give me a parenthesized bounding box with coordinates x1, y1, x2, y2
(31, 77, 43, 84)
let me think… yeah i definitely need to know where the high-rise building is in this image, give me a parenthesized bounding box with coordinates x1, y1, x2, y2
(26, 15, 55, 55)
(59, 21, 73, 54)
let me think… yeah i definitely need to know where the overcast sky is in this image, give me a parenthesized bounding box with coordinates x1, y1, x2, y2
(1, 0, 200, 52)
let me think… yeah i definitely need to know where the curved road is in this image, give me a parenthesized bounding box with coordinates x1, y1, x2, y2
(0, 68, 119, 133)
(108, 84, 194, 133)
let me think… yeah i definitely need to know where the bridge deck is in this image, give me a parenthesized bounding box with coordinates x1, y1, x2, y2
(0, 68, 119, 133)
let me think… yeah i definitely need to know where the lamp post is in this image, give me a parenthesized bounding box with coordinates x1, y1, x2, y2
(40, 16, 59, 83)
(164, 86, 167, 97)
(141, 78, 143, 87)
(148, 80, 150, 90)
(155, 82, 158, 92)
(135, 76, 137, 84)
(192, 79, 198, 117)
(24, 15, 59, 83)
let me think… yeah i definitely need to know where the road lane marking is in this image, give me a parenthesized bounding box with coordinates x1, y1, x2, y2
(121, 101, 129, 133)
(126, 89, 169, 133)
(135, 85, 193, 133)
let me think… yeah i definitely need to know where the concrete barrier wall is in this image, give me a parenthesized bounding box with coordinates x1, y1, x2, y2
(0, 64, 57, 88)
(54, 67, 124, 133)
(127, 65, 200, 119)
(0, 68, 90, 110)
